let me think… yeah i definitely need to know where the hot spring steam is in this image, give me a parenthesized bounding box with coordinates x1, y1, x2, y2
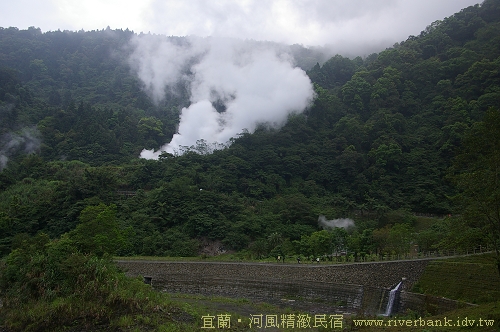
(127, 36, 315, 158)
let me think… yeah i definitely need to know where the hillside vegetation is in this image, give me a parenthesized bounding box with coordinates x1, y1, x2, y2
(1, 0, 500, 330)
(1, 0, 499, 260)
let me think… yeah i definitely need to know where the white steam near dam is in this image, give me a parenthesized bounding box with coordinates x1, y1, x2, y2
(318, 215, 355, 230)
(127, 35, 315, 158)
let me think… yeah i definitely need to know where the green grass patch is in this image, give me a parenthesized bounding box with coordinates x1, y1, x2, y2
(412, 253, 500, 304)
(0, 234, 202, 331)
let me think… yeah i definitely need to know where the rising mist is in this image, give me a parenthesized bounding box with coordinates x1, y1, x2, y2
(0, 127, 41, 171)
(127, 35, 315, 158)
(318, 215, 355, 230)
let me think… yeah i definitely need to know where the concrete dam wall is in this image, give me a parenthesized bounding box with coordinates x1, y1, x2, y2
(116, 260, 470, 315)
(116, 260, 429, 289)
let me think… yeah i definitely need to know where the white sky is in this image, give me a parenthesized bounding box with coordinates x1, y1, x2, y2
(0, 0, 481, 54)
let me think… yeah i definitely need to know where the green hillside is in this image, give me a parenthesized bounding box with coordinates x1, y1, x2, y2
(1, 0, 499, 260)
(1, 1, 500, 329)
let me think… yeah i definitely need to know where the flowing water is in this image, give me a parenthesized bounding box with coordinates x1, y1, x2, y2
(383, 281, 402, 316)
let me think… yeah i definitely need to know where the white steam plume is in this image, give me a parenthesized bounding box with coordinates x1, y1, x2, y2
(0, 127, 41, 171)
(318, 215, 355, 230)
(128, 35, 315, 159)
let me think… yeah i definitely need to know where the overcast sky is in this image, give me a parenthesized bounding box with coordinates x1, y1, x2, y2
(1, 0, 481, 55)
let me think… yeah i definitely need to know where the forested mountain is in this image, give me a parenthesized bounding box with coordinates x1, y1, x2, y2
(0, 0, 499, 258)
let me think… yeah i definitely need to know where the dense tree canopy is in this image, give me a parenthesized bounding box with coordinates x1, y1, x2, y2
(0, 0, 499, 259)
(450, 108, 500, 275)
